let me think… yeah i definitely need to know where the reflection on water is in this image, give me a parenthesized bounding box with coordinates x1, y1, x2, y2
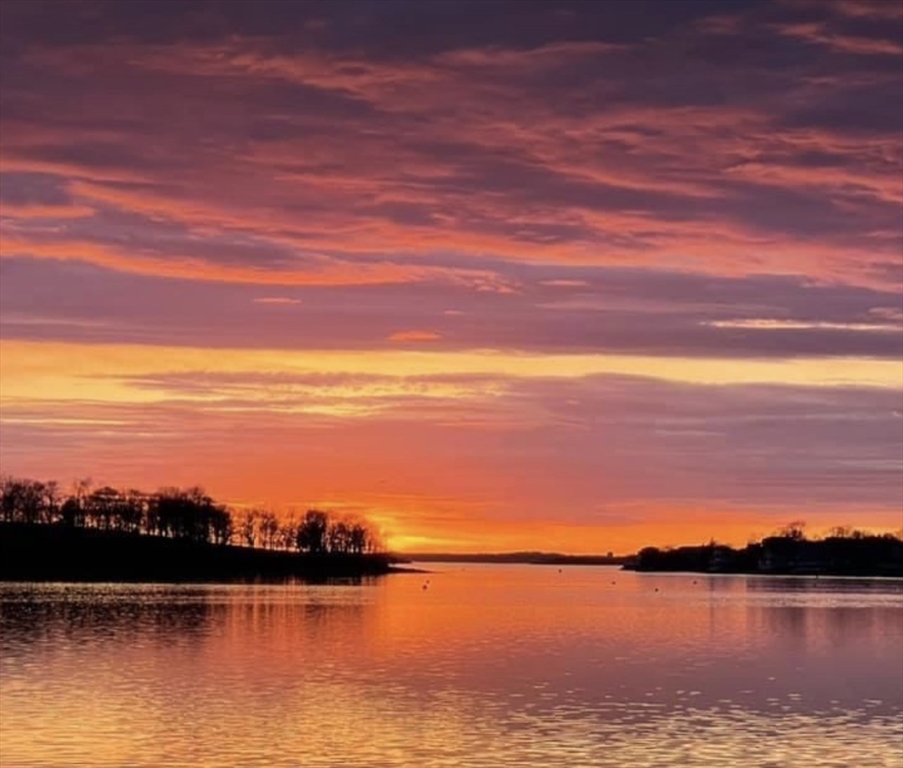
(1, 568, 902, 767)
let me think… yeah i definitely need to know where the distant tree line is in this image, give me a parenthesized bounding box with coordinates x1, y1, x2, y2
(0, 476, 381, 556)
(629, 520, 903, 576)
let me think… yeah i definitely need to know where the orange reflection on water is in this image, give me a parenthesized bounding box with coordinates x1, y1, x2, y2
(1, 568, 902, 767)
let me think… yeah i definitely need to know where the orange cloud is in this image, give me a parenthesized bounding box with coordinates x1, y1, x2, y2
(387, 330, 442, 343)
(253, 297, 302, 305)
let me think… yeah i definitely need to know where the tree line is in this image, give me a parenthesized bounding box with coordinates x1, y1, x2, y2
(0, 476, 380, 556)
(630, 519, 903, 576)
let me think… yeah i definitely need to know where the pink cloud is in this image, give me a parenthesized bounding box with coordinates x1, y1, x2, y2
(775, 21, 903, 56)
(252, 297, 302, 305)
(387, 330, 442, 342)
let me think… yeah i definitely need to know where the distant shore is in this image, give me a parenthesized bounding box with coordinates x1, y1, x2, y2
(0, 522, 396, 583)
(622, 534, 903, 578)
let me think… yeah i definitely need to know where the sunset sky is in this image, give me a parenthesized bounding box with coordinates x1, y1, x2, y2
(0, 0, 901, 553)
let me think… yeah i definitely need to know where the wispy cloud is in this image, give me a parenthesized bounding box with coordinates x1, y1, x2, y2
(774, 21, 903, 57)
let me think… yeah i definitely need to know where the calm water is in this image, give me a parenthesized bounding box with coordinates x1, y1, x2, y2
(1, 566, 902, 768)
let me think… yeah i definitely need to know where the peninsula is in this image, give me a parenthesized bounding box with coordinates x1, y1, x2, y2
(0, 477, 393, 582)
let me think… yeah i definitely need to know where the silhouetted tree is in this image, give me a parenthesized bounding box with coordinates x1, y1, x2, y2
(60, 496, 83, 527)
(349, 521, 370, 555)
(259, 510, 279, 549)
(41, 481, 60, 524)
(0, 477, 23, 522)
(236, 509, 259, 548)
(297, 510, 329, 554)
(0, 478, 46, 524)
(327, 519, 351, 554)
(278, 514, 298, 551)
(778, 521, 807, 541)
(209, 505, 233, 545)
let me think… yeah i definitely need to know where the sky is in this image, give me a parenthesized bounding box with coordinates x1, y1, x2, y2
(0, 0, 901, 553)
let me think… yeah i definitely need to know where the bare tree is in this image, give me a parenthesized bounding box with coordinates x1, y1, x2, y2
(778, 521, 807, 541)
(259, 510, 280, 549)
(236, 509, 259, 548)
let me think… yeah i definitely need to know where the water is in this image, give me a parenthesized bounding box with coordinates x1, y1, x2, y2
(1, 566, 902, 767)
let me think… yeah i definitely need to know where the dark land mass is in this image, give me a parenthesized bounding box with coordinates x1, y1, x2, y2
(0, 477, 392, 583)
(0, 523, 395, 583)
(624, 534, 903, 577)
(399, 551, 627, 566)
